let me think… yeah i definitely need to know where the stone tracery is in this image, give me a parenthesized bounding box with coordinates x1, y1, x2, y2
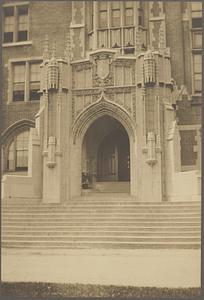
(72, 97, 136, 144)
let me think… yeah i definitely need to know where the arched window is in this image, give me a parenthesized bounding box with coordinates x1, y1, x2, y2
(6, 130, 29, 172)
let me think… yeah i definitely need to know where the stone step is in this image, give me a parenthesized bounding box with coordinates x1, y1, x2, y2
(92, 182, 130, 193)
(73, 198, 200, 202)
(2, 225, 200, 231)
(2, 200, 201, 206)
(2, 241, 201, 250)
(2, 210, 200, 217)
(2, 206, 201, 212)
(2, 217, 201, 224)
(2, 205, 201, 212)
(2, 231, 201, 237)
(2, 235, 201, 242)
(2, 199, 200, 250)
(2, 221, 200, 227)
(2, 212, 201, 218)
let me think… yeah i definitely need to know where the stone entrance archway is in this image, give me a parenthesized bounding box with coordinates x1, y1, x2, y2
(70, 99, 136, 197)
(81, 116, 130, 192)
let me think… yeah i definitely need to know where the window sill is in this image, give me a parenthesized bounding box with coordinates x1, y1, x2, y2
(2, 41, 32, 47)
(191, 27, 202, 31)
(7, 100, 40, 105)
(181, 166, 196, 172)
(192, 48, 202, 52)
(4, 171, 28, 176)
(192, 93, 202, 97)
(191, 94, 202, 105)
(88, 30, 93, 36)
(138, 25, 147, 31)
(70, 23, 85, 29)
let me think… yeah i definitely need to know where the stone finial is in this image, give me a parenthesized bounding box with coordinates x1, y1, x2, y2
(47, 136, 56, 168)
(51, 43, 57, 60)
(146, 132, 157, 166)
(135, 28, 141, 52)
(143, 50, 156, 84)
(48, 43, 59, 90)
(147, 45, 152, 51)
(64, 30, 71, 62)
(43, 34, 49, 61)
(178, 85, 191, 101)
(144, 49, 155, 60)
(159, 23, 166, 49)
(164, 47, 170, 57)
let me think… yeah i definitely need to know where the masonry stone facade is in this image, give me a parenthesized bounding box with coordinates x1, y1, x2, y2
(1, 1, 202, 203)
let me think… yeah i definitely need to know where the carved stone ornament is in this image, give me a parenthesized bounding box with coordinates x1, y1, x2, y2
(146, 132, 157, 166)
(91, 52, 115, 87)
(74, 62, 92, 71)
(46, 136, 57, 168)
(72, 97, 135, 144)
(73, 89, 98, 96)
(96, 58, 110, 79)
(108, 86, 132, 94)
(114, 59, 134, 67)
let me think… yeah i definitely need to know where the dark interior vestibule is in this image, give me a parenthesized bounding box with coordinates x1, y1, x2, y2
(82, 115, 130, 188)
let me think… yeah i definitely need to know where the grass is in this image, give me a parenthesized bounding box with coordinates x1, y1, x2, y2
(1, 282, 201, 298)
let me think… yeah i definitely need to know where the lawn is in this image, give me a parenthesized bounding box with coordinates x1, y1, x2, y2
(1, 282, 201, 298)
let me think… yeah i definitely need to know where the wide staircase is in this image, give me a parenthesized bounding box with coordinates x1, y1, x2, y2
(1, 195, 201, 249)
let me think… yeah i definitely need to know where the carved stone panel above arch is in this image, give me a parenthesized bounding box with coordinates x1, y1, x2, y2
(71, 98, 136, 144)
(72, 88, 136, 121)
(91, 52, 115, 87)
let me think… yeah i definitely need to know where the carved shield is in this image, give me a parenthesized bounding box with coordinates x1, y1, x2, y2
(96, 58, 110, 79)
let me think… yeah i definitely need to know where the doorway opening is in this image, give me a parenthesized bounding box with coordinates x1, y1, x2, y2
(82, 115, 130, 193)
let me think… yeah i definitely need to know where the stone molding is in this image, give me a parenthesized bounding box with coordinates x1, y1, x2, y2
(71, 98, 136, 144)
(1, 119, 35, 145)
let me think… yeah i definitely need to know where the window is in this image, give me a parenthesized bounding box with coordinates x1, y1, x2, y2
(192, 31, 202, 49)
(30, 63, 41, 100)
(192, 18, 202, 28)
(7, 130, 29, 172)
(191, 3, 202, 94)
(13, 63, 25, 101)
(125, 2, 134, 26)
(180, 130, 197, 171)
(99, 2, 108, 28)
(3, 4, 28, 43)
(11, 60, 41, 102)
(193, 54, 202, 93)
(96, 1, 146, 53)
(191, 2, 202, 28)
(111, 2, 121, 27)
(18, 6, 28, 41)
(138, 9, 144, 27)
(4, 7, 14, 43)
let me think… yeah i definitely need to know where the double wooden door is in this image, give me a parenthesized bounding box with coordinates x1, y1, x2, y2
(97, 130, 130, 182)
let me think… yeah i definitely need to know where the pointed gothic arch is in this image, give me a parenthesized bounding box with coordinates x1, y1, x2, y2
(1, 119, 35, 173)
(72, 99, 136, 144)
(1, 119, 35, 145)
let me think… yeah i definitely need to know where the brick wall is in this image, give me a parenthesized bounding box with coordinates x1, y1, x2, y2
(165, 2, 185, 88)
(2, 0, 72, 131)
(176, 100, 201, 125)
(1, 102, 39, 132)
(1, 1, 201, 134)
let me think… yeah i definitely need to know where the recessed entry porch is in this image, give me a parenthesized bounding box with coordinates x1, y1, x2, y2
(82, 116, 130, 193)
